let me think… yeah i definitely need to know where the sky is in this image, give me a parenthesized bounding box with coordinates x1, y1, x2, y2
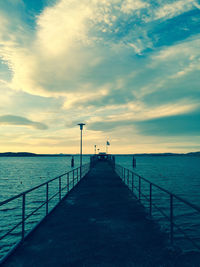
(0, 0, 200, 154)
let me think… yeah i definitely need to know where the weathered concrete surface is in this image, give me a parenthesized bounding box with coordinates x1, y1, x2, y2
(3, 162, 200, 266)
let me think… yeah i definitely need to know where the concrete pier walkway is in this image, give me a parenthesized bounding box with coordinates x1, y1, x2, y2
(3, 162, 193, 266)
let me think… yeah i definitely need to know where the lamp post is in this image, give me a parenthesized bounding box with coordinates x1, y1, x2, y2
(78, 123, 85, 178)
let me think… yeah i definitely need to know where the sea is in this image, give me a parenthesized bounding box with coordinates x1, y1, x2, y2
(0, 155, 200, 259)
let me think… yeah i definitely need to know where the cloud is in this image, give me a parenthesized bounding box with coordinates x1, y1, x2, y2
(0, 0, 198, 102)
(135, 111, 200, 136)
(152, 0, 196, 21)
(0, 0, 119, 97)
(0, 0, 200, 153)
(88, 120, 130, 132)
(120, 0, 149, 14)
(168, 145, 200, 150)
(87, 100, 199, 132)
(0, 115, 48, 130)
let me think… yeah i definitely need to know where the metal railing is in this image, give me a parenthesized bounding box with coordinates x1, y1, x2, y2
(0, 163, 90, 263)
(115, 164, 200, 251)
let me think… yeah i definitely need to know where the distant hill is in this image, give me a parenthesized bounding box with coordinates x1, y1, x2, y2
(115, 152, 200, 156)
(0, 152, 199, 157)
(186, 152, 200, 156)
(132, 152, 200, 157)
(0, 152, 72, 157)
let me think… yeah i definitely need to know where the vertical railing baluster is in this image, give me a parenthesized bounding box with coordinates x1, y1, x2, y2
(67, 173, 69, 193)
(132, 172, 134, 191)
(22, 193, 25, 241)
(149, 183, 152, 216)
(46, 183, 49, 216)
(170, 194, 174, 244)
(80, 166, 82, 180)
(139, 177, 141, 201)
(124, 168, 126, 183)
(3, 162, 200, 255)
(59, 176, 61, 201)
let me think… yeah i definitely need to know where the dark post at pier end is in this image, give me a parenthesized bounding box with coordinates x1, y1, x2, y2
(71, 156, 74, 167)
(133, 155, 136, 168)
(77, 123, 85, 178)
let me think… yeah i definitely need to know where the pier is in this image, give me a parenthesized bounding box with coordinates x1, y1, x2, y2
(1, 161, 200, 266)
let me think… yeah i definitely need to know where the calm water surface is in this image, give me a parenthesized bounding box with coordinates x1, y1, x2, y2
(0, 155, 90, 258)
(0, 155, 200, 258)
(116, 155, 200, 251)
(116, 155, 200, 204)
(0, 155, 90, 201)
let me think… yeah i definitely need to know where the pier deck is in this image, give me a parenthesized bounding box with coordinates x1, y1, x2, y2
(3, 162, 186, 266)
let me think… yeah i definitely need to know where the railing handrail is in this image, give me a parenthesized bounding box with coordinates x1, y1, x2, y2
(115, 163, 200, 213)
(0, 162, 91, 263)
(114, 163, 200, 250)
(0, 164, 88, 207)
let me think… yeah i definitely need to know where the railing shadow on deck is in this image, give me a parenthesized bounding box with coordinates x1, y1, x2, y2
(114, 163, 200, 253)
(0, 163, 90, 264)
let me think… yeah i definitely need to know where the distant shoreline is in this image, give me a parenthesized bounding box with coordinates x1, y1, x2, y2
(0, 152, 199, 157)
(0, 152, 72, 157)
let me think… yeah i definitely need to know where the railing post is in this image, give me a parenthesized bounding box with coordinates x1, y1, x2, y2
(149, 183, 152, 216)
(22, 193, 25, 241)
(67, 173, 69, 193)
(46, 183, 49, 216)
(59, 176, 61, 201)
(132, 172, 134, 191)
(139, 177, 141, 201)
(170, 194, 174, 245)
(127, 170, 129, 187)
(4, 162, 200, 256)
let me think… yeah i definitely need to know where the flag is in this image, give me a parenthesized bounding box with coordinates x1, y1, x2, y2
(106, 141, 110, 146)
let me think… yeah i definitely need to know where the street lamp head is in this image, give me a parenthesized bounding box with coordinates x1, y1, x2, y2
(78, 123, 85, 130)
